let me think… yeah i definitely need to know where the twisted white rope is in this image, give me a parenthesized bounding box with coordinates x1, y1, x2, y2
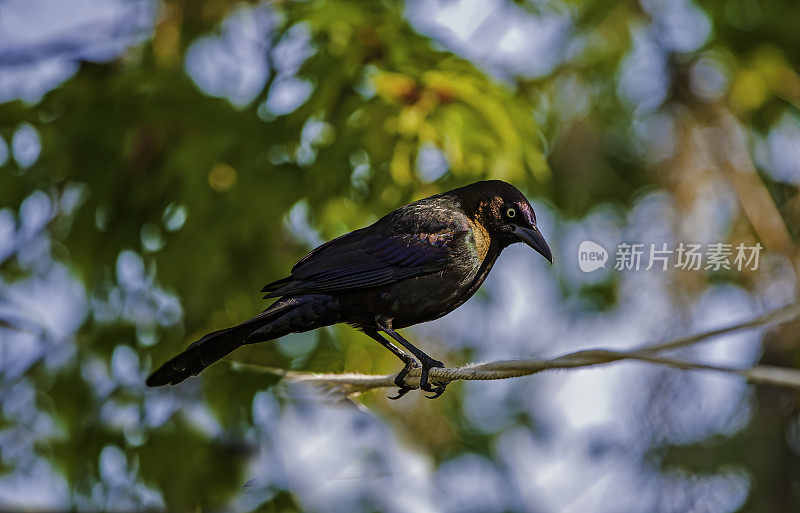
(230, 302, 800, 397)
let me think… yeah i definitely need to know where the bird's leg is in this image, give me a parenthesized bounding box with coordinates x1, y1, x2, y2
(375, 318, 447, 399)
(362, 328, 419, 399)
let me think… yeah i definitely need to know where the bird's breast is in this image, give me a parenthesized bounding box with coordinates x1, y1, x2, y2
(369, 244, 495, 328)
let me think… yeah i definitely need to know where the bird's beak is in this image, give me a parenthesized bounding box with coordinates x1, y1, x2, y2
(513, 226, 553, 263)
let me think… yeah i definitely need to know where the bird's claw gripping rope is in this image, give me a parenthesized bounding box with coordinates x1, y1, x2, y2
(420, 358, 447, 399)
(387, 356, 447, 399)
(424, 385, 447, 399)
(388, 355, 419, 400)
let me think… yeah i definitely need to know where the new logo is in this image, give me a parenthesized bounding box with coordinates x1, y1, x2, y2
(578, 241, 608, 272)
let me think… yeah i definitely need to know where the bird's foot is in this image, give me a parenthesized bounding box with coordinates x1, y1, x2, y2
(419, 357, 447, 399)
(388, 355, 419, 400)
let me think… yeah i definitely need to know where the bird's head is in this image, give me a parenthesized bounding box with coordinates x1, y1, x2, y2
(458, 180, 553, 263)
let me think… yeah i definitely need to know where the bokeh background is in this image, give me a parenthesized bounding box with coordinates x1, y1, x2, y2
(3, 0, 800, 511)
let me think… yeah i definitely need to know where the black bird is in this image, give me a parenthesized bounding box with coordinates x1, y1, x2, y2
(147, 180, 552, 398)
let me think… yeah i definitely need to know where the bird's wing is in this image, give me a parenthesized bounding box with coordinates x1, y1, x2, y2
(261, 219, 463, 298)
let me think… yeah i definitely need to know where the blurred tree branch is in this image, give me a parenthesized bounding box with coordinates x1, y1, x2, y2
(707, 106, 800, 281)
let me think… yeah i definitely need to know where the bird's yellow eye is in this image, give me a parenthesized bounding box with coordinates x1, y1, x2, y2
(506, 207, 517, 219)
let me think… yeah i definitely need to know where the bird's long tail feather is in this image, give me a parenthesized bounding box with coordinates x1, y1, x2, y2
(146, 295, 338, 387)
(146, 322, 254, 386)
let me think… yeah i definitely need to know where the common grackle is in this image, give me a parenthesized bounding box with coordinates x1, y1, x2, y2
(147, 180, 552, 398)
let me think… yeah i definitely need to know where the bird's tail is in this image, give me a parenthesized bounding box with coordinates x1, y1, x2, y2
(146, 295, 338, 387)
